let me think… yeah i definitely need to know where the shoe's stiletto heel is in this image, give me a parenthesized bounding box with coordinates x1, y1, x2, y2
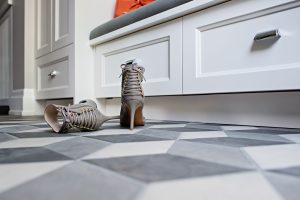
(119, 61, 145, 130)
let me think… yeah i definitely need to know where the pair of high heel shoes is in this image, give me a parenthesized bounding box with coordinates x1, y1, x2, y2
(44, 62, 145, 133)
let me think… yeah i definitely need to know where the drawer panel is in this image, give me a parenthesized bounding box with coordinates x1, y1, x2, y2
(201, 7, 300, 74)
(183, 1, 300, 94)
(95, 18, 182, 98)
(36, 44, 74, 99)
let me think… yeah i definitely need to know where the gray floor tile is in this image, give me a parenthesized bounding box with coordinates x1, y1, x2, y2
(0, 133, 16, 143)
(0, 147, 71, 164)
(168, 140, 256, 169)
(46, 137, 110, 159)
(270, 166, 300, 178)
(87, 134, 169, 143)
(225, 131, 293, 143)
(8, 131, 73, 138)
(234, 128, 300, 135)
(86, 154, 246, 182)
(136, 129, 181, 140)
(264, 172, 300, 200)
(151, 127, 213, 132)
(185, 137, 288, 147)
(0, 161, 143, 200)
(31, 124, 49, 128)
(0, 125, 39, 133)
(185, 123, 223, 130)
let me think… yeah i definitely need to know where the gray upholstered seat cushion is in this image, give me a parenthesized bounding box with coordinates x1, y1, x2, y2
(89, 0, 193, 40)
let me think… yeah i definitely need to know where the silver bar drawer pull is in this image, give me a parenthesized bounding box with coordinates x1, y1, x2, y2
(48, 70, 57, 79)
(254, 29, 281, 41)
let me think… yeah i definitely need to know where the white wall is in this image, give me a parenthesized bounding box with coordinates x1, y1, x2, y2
(74, 0, 115, 105)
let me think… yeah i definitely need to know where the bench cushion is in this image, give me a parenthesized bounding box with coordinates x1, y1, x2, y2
(89, 0, 193, 40)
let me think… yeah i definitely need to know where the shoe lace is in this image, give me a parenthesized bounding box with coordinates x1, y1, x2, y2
(119, 64, 146, 97)
(57, 105, 98, 132)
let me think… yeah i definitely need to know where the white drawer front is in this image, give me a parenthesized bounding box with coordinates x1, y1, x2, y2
(36, 44, 74, 99)
(183, 1, 300, 94)
(95, 18, 182, 98)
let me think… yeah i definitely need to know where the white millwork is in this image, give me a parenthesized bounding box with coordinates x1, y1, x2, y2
(36, 44, 74, 99)
(95, 18, 182, 97)
(183, 0, 300, 94)
(51, 0, 74, 51)
(35, 0, 74, 99)
(93, 0, 300, 97)
(92, 0, 300, 128)
(35, 0, 51, 58)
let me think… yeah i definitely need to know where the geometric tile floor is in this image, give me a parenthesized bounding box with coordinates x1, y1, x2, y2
(0, 116, 300, 200)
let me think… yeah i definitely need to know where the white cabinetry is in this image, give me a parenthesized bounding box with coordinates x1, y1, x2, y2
(183, 0, 300, 94)
(52, 0, 74, 51)
(95, 19, 182, 98)
(35, 0, 74, 99)
(0, 10, 11, 101)
(35, 0, 51, 58)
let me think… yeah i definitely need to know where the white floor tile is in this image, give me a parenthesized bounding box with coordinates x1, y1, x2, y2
(137, 172, 282, 200)
(0, 137, 73, 149)
(244, 144, 300, 169)
(178, 131, 227, 139)
(83, 141, 175, 159)
(0, 161, 71, 193)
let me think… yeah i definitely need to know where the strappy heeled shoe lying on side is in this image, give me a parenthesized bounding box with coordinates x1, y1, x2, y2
(44, 99, 119, 133)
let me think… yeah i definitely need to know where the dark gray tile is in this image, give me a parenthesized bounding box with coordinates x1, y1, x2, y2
(168, 140, 256, 169)
(225, 131, 293, 143)
(0, 161, 143, 200)
(234, 128, 300, 135)
(86, 154, 247, 182)
(86, 134, 169, 143)
(31, 124, 50, 128)
(0, 123, 22, 126)
(0, 133, 16, 143)
(0, 147, 71, 164)
(152, 127, 213, 132)
(8, 131, 73, 138)
(0, 125, 38, 133)
(146, 120, 187, 125)
(185, 123, 222, 131)
(270, 166, 300, 178)
(185, 137, 288, 147)
(136, 129, 181, 140)
(46, 137, 110, 159)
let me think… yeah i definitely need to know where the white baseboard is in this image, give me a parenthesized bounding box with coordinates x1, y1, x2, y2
(9, 89, 44, 116)
(104, 91, 300, 129)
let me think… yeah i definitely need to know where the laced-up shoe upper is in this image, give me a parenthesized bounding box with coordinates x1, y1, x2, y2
(44, 100, 103, 133)
(120, 63, 145, 100)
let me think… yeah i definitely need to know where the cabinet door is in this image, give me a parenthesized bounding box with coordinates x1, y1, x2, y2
(36, 44, 74, 99)
(183, 0, 300, 94)
(0, 12, 11, 100)
(52, 0, 74, 51)
(94, 18, 182, 98)
(35, 0, 52, 58)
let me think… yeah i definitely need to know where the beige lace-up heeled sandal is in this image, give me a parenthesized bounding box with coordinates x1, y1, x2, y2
(44, 99, 119, 133)
(119, 61, 146, 130)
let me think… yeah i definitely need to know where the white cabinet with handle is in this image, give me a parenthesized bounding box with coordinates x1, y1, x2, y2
(35, 0, 74, 99)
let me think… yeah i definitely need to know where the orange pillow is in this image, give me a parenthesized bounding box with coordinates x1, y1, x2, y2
(114, 0, 155, 18)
